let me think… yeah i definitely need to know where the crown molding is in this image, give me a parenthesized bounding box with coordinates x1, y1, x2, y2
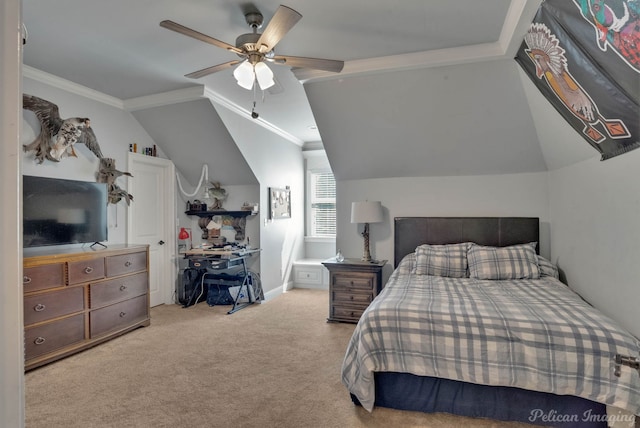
(294, 0, 542, 84)
(122, 86, 206, 111)
(501, 0, 543, 57)
(294, 42, 505, 83)
(22, 65, 124, 108)
(202, 87, 304, 147)
(22, 66, 303, 146)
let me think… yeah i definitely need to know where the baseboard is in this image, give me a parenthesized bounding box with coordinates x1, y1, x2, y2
(293, 284, 329, 291)
(262, 285, 285, 302)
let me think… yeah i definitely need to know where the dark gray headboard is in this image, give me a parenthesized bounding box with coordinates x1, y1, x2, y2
(394, 217, 539, 267)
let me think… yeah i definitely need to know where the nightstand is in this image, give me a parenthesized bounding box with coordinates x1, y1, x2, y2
(322, 258, 387, 323)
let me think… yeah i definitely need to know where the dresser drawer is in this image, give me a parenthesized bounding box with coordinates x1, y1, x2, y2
(68, 258, 105, 284)
(23, 263, 65, 293)
(24, 286, 85, 326)
(332, 274, 374, 290)
(332, 290, 373, 307)
(90, 295, 148, 337)
(25, 314, 85, 359)
(106, 251, 147, 277)
(90, 272, 148, 308)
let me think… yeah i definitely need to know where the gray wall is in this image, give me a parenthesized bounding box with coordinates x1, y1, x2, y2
(548, 150, 640, 338)
(336, 172, 550, 282)
(214, 105, 305, 296)
(21, 77, 161, 246)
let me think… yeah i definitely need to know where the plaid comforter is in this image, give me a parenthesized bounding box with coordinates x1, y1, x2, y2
(342, 254, 640, 414)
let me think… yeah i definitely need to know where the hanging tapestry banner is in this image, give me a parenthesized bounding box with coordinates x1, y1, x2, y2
(515, 0, 639, 160)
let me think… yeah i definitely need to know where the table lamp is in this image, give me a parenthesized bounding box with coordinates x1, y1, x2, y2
(351, 201, 383, 262)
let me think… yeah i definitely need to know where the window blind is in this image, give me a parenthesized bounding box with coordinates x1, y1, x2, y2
(310, 171, 336, 237)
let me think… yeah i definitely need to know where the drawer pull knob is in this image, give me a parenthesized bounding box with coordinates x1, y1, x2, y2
(350, 281, 354, 285)
(350, 296, 354, 300)
(119, 311, 127, 318)
(84, 266, 94, 274)
(34, 337, 46, 345)
(34, 303, 46, 312)
(23, 276, 32, 284)
(125, 261, 132, 267)
(120, 285, 127, 291)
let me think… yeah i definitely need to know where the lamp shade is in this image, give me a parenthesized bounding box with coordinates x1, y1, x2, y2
(351, 201, 383, 224)
(178, 227, 190, 240)
(254, 62, 275, 90)
(233, 60, 255, 90)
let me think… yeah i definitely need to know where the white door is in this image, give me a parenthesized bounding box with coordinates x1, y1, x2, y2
(127, 153, 176, 307)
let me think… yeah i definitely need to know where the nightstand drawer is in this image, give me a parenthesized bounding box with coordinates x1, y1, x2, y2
(25, 314, 85, 359)
(332, 290, 373, 307)
(332, 274, 374, 290)
(24, 286, 85, 326)
(331, 305, 366, 323)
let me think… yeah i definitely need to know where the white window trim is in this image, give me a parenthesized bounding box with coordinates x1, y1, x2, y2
(306, 168, 336, 239)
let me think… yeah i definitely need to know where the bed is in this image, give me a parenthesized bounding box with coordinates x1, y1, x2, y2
(342, 217, 640, 427)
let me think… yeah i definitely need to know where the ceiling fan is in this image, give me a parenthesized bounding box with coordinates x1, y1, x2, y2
(160, 5, 344, 91)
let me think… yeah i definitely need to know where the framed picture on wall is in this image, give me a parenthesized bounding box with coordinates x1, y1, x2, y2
(269, 187, 291, 219)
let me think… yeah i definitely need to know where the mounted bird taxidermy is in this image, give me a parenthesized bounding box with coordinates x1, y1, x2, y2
(208, 181, 227, 210)
(22, 94, 104, 163)
(97, 158, 134, 205)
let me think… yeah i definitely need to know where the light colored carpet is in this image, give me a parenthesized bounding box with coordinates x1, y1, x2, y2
(26, 289, 540, 428)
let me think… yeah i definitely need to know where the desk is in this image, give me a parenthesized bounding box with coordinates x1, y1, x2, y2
(183, 248, 262, 314)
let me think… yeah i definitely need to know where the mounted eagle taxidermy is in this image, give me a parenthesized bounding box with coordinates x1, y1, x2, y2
(97, 158, 134, 205)
(22, 94, 104, 163)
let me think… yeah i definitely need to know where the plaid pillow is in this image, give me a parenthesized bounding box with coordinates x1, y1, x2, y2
(537, 255, 559, 279)
(468, 243, 540, 280)
(414, 243, 470, 278)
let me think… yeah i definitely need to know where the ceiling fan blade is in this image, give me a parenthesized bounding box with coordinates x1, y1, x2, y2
(272, 55, 344, 73)
(256, 6, 302, 53)
(185, 60, 241, 79)
(160, 20, 243, 55)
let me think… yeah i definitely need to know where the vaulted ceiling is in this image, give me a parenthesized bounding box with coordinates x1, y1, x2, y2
(21, 0, 596, 185)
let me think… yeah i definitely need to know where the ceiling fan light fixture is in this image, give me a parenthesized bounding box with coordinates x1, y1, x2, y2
(254, 61, 275, 90)
(233, 60, 255, 90)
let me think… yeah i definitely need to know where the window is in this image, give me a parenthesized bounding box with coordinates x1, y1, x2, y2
(308, 170, 336, 237)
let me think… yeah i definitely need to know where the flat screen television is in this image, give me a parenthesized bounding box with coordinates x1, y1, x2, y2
(23, 175, 108, 248)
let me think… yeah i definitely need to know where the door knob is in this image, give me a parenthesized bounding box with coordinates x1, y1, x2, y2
(158, 240, 165, 245)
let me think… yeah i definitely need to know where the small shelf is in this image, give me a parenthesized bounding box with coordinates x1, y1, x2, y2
(185, 210, 257, 241)
(185, 210, 256, 218)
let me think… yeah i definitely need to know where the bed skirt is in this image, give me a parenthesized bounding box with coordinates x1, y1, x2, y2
(350, 372, 607, 428)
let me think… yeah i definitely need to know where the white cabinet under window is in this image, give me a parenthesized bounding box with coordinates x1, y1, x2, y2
(293, 259, 329, 289)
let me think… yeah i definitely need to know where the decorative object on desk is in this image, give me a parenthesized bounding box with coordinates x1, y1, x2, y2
(269, 186, 291, 219)
(351, 201, 383, 262)
(177, 227, 192, 254)
(22, 94, 104, 164)
(96, 157, 134, 205)
(207, 181, 227, 210)
(336, 249, 344, 262)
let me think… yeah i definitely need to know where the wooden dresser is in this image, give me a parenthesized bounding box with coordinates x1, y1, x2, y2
(23, 244, 150, 371)
(322, 258, 386, 323)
